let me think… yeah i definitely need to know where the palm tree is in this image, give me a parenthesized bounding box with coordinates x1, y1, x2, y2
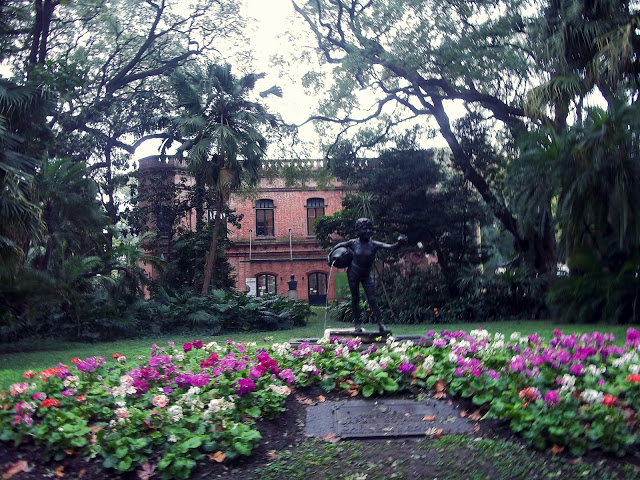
(163, 63, 279, 295)
(0, 78, 50, 276)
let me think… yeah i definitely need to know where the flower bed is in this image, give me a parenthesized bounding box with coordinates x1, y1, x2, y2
(1, 328, 639, 479)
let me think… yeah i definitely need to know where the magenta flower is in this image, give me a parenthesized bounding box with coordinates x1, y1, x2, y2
(398, 362, 416, 375)
(193, 340, 203, 349)
(183, 343, 193, 352)
(625, 328, 640, 349)
(568, 363, 584, 376)
(237, 378, 255, 396)
(544, 390, 561, 407)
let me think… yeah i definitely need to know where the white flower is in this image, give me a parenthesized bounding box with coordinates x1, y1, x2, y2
(186, 386, 201, 397)
(272, 342, 292, 356)
(364, 359, 381, 372)
(167, 435, 177, 443)
(580, 389, 604, 404)
(119, 375, 133, 386)
(629, 364, 640, 374)
(510, 332, 521, 341)
(559, 374, 576, 393)
(379, 355, 392, 366)
(172, 352, 185, 362)
(423, 355, 435, 371)
(301, 363, 317, 373)
(117, 356, 126, 363)
(167, 405, 184, 422)
(448, 352, 458, 363)
(586, 365, 606, 377)
(470, 329, 489, 341)
(612, 352, 639, 368)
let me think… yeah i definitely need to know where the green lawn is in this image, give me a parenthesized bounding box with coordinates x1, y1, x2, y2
(0, 307, 636, 392)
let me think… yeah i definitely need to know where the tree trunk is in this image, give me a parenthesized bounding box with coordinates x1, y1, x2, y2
(429, 97, 558, 274)
(201, 195, 224, 295)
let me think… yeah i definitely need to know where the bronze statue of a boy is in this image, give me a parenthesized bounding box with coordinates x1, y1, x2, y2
(328, 218, 407, 333)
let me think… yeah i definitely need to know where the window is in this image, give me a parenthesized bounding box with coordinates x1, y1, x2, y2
(256, 199, 274, 236)
(207, 209, 227, 225)
(308, 272, 328, 306)
(256, 274, 277, 296)
(306, 198, 325, 234)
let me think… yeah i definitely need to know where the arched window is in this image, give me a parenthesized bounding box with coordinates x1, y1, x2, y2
(306, 198, 325, 234)
(256, 274, 277, 296)
(308, 272, 328, 306)
(256, 199, 274, 236)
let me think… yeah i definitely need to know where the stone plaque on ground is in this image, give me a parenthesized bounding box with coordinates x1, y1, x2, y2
(305, 398, 474, 438)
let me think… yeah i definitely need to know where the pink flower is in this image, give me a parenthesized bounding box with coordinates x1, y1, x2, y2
(32, 392, 46, 401)
(152, 395, 169, 408)
(278, 369, 295, 384)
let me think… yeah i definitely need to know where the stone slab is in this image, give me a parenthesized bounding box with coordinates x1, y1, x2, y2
(305, 398, 474, 438)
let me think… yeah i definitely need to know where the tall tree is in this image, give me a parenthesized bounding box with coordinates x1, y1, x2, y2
(6, 0, 245, 240)
(291, 0, 560, 273)
(164, 63, 280, 294)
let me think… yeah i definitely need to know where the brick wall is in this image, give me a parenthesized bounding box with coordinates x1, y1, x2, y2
(138, 156, 349, 304)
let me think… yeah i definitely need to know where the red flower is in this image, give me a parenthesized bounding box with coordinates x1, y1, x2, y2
(40, 398, 60, 408)
(76, 395, 86, 402)
(23, 370, 36, 379)
(602, 394, 617, 407)
(71, 357, 80, 364)
(626, 373, 640, 383)
(112, 353, 123, 359)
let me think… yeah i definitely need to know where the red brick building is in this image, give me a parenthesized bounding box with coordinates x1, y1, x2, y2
(138, 156, 348, 304)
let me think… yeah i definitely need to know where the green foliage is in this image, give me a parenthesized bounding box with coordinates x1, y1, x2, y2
(133, 288, 312, 336)
(547, 250, 640, 324)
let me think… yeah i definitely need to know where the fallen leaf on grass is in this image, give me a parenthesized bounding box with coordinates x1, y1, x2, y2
(432, 392, 447, 400)
(136, 461, 156, 480)
(550, 444, 565, 455)
(422, 415, 436, 421)
(434, 379, 447, 392)
(321, 433, 341, 443)
(54, 465, 65, 478)
(2, 460, 31, 479)
(349, 389, 359, 397)
(317, 395, 326, 403)
(209, 451, 226, 463)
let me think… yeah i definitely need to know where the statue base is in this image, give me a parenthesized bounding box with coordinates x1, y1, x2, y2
(288, 328, 433, 349)
(322, 328, 391, 343)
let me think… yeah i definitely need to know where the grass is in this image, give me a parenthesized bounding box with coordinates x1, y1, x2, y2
(254, 435, 639, 480)
(0, 306, 636, 392)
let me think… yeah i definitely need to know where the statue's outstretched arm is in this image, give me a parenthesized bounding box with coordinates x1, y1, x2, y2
(374, 235, 408, 251)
